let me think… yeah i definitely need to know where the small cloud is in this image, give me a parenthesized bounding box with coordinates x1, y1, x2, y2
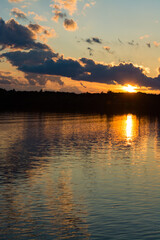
(92, 37, 102, 44)
(24, 72, 64, 86)
(52, 10, 67, 22)
(34, 15, 47, 22)
(60, 85, 81, 94)
(118, 38, 124, 44)
(140, 35, 150, 40)
(80, 82, 87, 88)
(28, 23, 56, 42)
(51, 4, 67, 22)
(28, 11, 35, 15)
(85, 37, 102, 44)
(83, 3, 90, 10)
(128, 40, 134, 46)
(128, 40, 139, 46)
(9, 0, 24, 2)
(83, 1, 96, 10)
(87, 47, 93, 56)
(21, 5, 27, 8)
(11, 8, 27, 20)
(153, 41, 160, 47)
(0, 71, 19, 86)
(50, 0, 77, 16)
(146, 43, 151, 48)
(28, 11, 47, 22)
(63, 18, 78, 31)
(28, 23, 43, 32)
(103, 46, 110, 51)
(103, 46, 113, 54)
(86, 38, 92, 44)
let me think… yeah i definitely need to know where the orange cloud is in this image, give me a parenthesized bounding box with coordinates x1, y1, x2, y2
(83, 1, 96, 10)
(63, 18, 78, 31)
(51, 9, 67, 22)
(153, 41, 160, 47)
(28, 23, 56, 43)
(9, 0, 24, 2)
(11, 8, 27, 20)
(140, 35, 150, 40)
(51, 0, 77, 15)
(28, 11, 47, 22)
(103, 46, 110, 51)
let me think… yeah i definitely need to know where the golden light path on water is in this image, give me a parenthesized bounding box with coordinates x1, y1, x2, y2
(126, 114, 133, 144)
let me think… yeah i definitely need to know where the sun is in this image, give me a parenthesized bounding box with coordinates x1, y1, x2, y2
(123, 84, 137, 93)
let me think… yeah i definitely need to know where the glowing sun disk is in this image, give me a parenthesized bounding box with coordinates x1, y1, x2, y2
(123, 84, 137, 93)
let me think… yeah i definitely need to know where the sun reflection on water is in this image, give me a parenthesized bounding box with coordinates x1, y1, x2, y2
(126, 114, 133, 144)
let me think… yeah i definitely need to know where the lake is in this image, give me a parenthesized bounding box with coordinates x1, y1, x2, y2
(0, 113, 160, 240)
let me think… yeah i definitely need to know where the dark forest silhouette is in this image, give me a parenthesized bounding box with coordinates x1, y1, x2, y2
(0, 88, 160, 115)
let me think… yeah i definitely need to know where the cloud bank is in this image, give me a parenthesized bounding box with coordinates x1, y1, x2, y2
(1, 18, 160, 91)
(3, 47, 160, 90)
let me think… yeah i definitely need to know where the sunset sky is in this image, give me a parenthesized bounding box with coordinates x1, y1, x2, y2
(1, 0, 160, 93)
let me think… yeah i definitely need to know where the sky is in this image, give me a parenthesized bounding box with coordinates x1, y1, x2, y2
(1, 0, 160, 93)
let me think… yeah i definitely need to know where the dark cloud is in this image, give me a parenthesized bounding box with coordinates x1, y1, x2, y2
(56, 12, 67, 19)
(0, 71, 19, 85)
(28, 23, 52, 37)
(17, 55, 160, 90)
(28, 23, 56, 41)
(1, 49, 58, 67)
(87, 47, 94, 56)
(0, 18, 50, 50)
(20, 57, 84, 79)
(80, 82, 87, 88)
(2, 30, 160, 91)
(28, 23, 42, 32)
(59, 85, 81, 94)
(128, 40, 139, 46)
(0, 80, 11, 85)
(52, 10, 67, 22)
(24, 73, 64, 86)
(1, 49, 149, 87)
(1, 50, 146, 86)
(146, 43, 151, 48)
(118, 38, 124, 44)
(128, 40, 134, 46)
(86, 37, 102, 44)
(92, 37, 102, 44)
(0, 70, 63, 88)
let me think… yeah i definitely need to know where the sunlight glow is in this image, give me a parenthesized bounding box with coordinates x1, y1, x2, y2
(123, 84, 137, 93)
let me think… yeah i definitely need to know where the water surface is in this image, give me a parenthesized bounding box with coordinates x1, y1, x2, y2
(0, 113, 160, 239)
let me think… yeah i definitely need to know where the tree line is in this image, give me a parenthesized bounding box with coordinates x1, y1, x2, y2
(0, 88, 160, 115)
